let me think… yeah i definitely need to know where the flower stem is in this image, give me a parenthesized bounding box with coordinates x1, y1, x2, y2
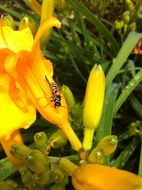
(59, 120, 82, 151)
(83, 128, 94, 151)
(59, 158, 78, 176)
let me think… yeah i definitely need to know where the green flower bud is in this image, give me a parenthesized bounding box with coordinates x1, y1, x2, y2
(96, 135, 118, 156)
(129, 121, 142, 137)
(10, 144, 32, 160)
(20, 168, 32, 185)
(2, 15, 15, 28)
(19, 16, 37, 36)
(48, 129, 67, 149)
(25, 149, 50, 173)
(34, 132, 48, 151)
(51, 168, 65, 183)
(114, 20, 124, 30)
(122, 11, 130, 24)
(32, 170, 52, 185)
(88, 147, 104, 164)
(61, 85, 75, 110)
(128, 22, 136, 31)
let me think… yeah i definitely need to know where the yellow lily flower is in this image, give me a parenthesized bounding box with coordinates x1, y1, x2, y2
(60, 158, 142, 190)
(0, 48, 36, 166)
(0, 17, 81, 151)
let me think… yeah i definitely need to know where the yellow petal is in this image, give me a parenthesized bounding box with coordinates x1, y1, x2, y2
(0, 25, 33, 52)
(33, 17, 61, 50)
(26, 0, 41, 15)
(0, 71, 36, 139)
(72, 164, 142, 190)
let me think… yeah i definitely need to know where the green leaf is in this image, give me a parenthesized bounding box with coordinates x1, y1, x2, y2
(113, 137, 139, 168)
(0, 158, 17, 180)
(106, 31, 142, 87)
(68, 0, 119, 55)
(113, 68, 142, 115)
(130, 95, 142, 118)
(95, 83, 120, 141)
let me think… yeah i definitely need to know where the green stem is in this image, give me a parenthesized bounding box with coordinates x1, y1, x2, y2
(106, 31, 142, 87)
(113, 69, 142, 115)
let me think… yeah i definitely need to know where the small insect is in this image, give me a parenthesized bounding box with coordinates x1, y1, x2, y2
(45, 75, 61, 108)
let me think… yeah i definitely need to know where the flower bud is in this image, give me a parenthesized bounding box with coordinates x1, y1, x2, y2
(122, 11, 130, 24)
(24, 149, 50, 173)
(114, 20, 124, 30)
(48, 129, 67, 149)
(61, 85, 75, 110)
(52, 168, 65, 183)
(128, 22, 136, 31)
(32, 170, 52, 185)
(20, 168, 32, 185)
(34, 131, 48, 151)
(96, 135, 118, 155)
(88, 147, 104, 164)
(72, 164, 142, 190)
(83, 65, 105, 151)
(19, 16, 37, 36)
(10, 144, 32, 160)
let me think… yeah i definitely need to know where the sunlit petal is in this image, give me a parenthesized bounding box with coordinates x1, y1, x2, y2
(0, 26, 33, 52)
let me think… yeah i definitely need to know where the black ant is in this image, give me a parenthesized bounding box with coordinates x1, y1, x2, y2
(45, 75, 61, 108)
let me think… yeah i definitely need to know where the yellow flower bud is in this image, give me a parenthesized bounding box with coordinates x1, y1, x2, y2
(19, 16, 37, 36)
(72, 164, 142, 190)
(61, 85, 75, 110)
(83, 65, 105, 151)
(96, 135, 118, 155)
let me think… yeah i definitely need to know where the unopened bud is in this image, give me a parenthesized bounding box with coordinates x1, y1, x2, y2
(48, 129, 67, 149)
(34, 131, 48, 151)
(88, 147, 104, 164)
(52, 168, 65, 183)
(19, 16, 37, 36)
(20, 168, 32, 185)
(122, 11, 130, 24)
(83, 65, 105, 151)
(32, 170, 52, 185)
(114, 20, 124, 30)
(128, 22, 136, 31)
(61, 85, 75, 110)
(25, 149, 50, 173)
(96, 135, 118, 155)
(10, 144, 32, 160)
